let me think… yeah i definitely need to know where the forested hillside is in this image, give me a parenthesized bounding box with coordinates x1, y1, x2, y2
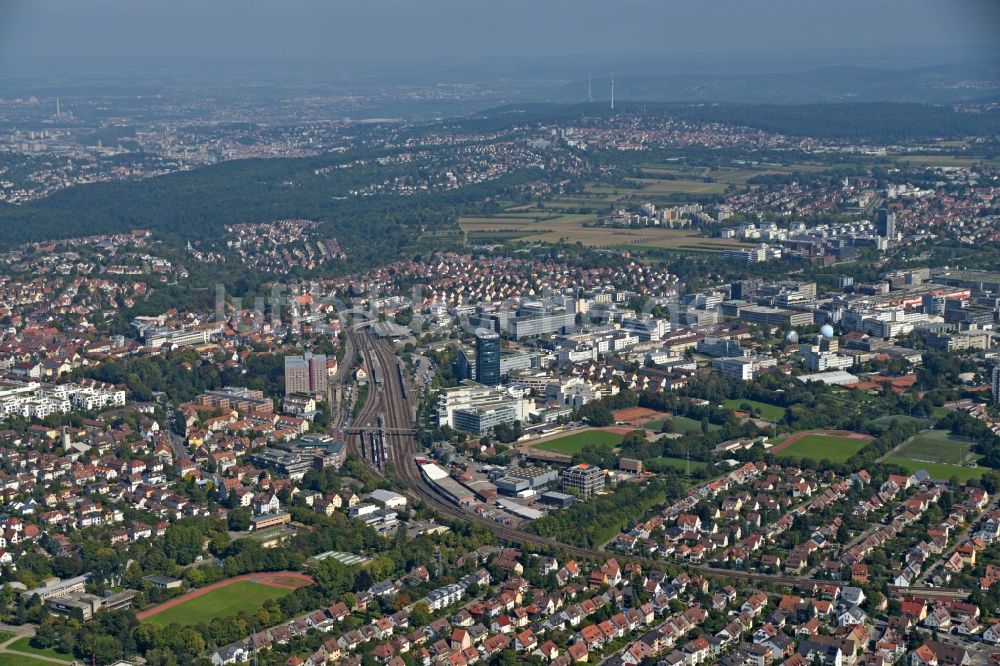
(0, 150, 528, 264)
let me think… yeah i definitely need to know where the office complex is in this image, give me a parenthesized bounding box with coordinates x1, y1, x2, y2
(284, 353, 328, 397)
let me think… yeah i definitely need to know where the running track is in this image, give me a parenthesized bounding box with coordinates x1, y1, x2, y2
(136, 571, 314, 621)
(769, 429, 872, 455)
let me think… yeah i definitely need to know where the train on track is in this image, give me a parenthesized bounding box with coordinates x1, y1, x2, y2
(397, 363, 408, 401)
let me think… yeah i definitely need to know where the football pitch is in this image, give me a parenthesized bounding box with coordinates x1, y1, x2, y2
(892, 429, 980, 466)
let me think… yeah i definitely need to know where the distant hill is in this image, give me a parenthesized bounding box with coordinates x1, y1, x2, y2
(1, 100, 997, 253)
(472, 101, 1000, 142)
(0, 151, 516, 260)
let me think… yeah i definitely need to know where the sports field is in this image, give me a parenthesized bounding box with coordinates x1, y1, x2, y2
(144, 581, 292, 626)
(139, 572, 313, 626)
(892, 429, 980, 466)
(882, 457, 984, 483)
(534, 429, 623, 454)
(772, 431, 871, 463)
(723, 399, 786, 421)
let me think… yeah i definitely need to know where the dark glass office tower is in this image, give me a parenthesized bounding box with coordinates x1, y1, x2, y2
(475, 329, 501, 386)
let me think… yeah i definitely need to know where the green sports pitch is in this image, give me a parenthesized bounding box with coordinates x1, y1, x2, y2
(143, 581, 293, 626)
(534, 430, 624, 454)
(893, 429, 980, 466)
(775, 433, 869, 463)
(882, 457, 985, 482)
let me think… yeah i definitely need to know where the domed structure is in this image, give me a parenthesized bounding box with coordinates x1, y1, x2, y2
(820, 324, 835, 338)
(785, 331, 799, 344)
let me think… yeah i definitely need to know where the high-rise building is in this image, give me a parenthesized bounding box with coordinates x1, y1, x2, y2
(876, 208, 896, 239)
(475, 329, 501, 386)
(285, 356, 309, 395)
(993, 365, 1000, 405)
(284, 353, 328, 397)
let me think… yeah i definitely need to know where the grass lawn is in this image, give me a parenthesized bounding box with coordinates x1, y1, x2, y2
(882, 456, 985, 482)
(723, 399, 787, 422)
(0, 632, 12, 643)
(534, 430, 624, 455)
(932, 406, 951, 419)
(645, 415, 721, 434)
(672, 416, 721, 434)
(894, 429, 980, 466)
(0, 654, 66, 666)
(872, 414, 935, 430)
(144, 581, 293, 626)
(642, 417, 671, 432)
(6, 638, 72, 662)
(650, 456, 709, 474)
(776, 434, 869, 463)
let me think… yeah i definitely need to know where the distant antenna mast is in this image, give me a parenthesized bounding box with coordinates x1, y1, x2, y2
(588, 74, 592, 102)
(56, 97, 60, 117)
(610, 74, 615, 111)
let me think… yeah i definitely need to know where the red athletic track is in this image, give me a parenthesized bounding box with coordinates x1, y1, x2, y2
(136, 571, 314, 621)
(769, 429, 872, 455)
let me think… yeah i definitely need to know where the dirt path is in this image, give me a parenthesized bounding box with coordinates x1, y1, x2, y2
(135, 571, 314, 621)
(0, 624, 73, 664)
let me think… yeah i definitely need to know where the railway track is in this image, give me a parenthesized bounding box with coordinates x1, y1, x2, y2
(345, 328, 970, 600)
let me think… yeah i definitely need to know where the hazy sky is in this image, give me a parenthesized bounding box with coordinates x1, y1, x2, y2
(0, 0, 997, 73)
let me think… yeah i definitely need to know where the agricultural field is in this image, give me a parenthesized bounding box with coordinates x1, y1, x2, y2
(892, 154, 999, 168)
(533, 429, 624, 454)
(772, 432, 871, 463)
(458, 213, 744, 252)
(723, 399, 787, 421)
(892, 429, 981, 466)
(142, 578, 303, 627)
(882, 457, 985, 483)
(586, 179, 727, 196)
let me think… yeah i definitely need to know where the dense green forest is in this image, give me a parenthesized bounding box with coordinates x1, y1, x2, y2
(0, 149, 530, 261)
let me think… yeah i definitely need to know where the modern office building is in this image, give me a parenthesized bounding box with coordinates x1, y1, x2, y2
(475, 329, 501, 386)
(284, 353, 328, 397)
(697, 337, 748, 358)
(738, 306, 813, 328)
(437, 382, 531, 435)
(509, 311, 576, 339)
(876, 208, 896, 239)
(561, 464, 605, 496)
(993, 365, 1000, 405)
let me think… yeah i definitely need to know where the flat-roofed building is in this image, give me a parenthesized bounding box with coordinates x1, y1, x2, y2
(738, 306, 813, 328)
(561, 464, 605, 496)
